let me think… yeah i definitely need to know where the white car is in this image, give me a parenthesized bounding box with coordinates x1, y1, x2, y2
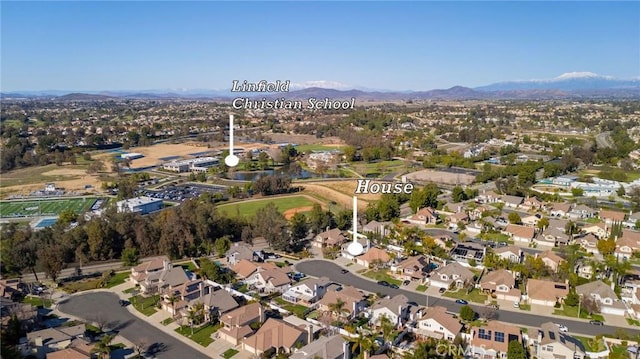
(513, 302, 519, 308)
(555, 323, 569, 332)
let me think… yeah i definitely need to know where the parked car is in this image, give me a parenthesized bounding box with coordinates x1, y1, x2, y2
(555, 324, 568, 332)
(377, 280, 390, 287)
(402, 280, 411, 286)
(455, 299, 468, 305)
(340, 269, 349, 274)
(589, 320, 604, 326)
(389, 284, 399, 289)
(513, 302, 519, 308)
(439, 288, 446, 294)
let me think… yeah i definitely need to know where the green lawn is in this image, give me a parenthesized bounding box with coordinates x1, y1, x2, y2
(296, 144, 344, 152)
(222, 349, 239, 359)
(553, 305, 605, 322)
(480, 232, 511, 243)
(216, 195, 317, 218)
(22, 295, 53, 308)
(61, 278, 103, 293)
(518, 304, 531, 311)
(105, 272, 129, 288)
(443, 288, 488, 303)
(575, 336, 607, 352)
(362, 270, 402, 286)
(175, 322, 221, 347)
(161, 317, 175, 326)
(351, 160, 406, 176)
(273, 297, 309, 318)
(0, 197, 100, 218)
(627, 318, 640, 326)
(129, 295, 159, 316)
(416, 285, 428, 292)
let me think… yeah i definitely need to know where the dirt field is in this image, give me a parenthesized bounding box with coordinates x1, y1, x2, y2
(0, 165, 105, 197)
(282, 206, 314, 220)
(301, 183, 371, 210)
(309, 180, 382, 202)
(404, 169, 475, 185)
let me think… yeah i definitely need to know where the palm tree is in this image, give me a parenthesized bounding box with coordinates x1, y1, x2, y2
(167, 294, 178, 319)
(91, 334, 114, 359)
(379, 314, 395, 346)
(328, 298, 346, 319)
(350, 332, 375, 359)
(188, 307, 197, 335)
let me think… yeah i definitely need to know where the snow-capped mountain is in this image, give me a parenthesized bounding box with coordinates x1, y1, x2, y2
(476, 72, 639, 91)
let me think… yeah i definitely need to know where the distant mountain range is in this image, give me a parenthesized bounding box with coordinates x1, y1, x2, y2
(3, 72, 639, 100)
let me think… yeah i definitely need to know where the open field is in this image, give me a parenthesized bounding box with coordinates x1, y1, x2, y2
(296, 144, 345, 152)
(300, 183, 371, 210)
(350, 159, 407, 176)
(267, 133, 344, 146)
(0, 197, 100, 217)
(306, 180, 381, 203)
(404, 169, 475, 185)
(0, 164, 107, 197)
(216, 195, 321, 218)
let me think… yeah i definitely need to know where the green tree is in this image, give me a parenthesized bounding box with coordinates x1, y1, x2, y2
(508, 212, 522, 224)
(290, 213, 309, 240)
(452, 186, 467, 203)
(537, 217, 549, 231)
(507, 340, 526, 359)
(597, 239, 616, 256)
(459, 305, 476, 321)
(58, 209, 76, 226)
(343, 145, 357, 162)
(121, 247, 139, 267)
(571, 187, 584, 197)
(91, 334, 115, 359)
(215, 236, 232, 258)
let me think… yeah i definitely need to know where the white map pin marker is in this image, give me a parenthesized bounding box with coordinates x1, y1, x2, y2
(225, 114, 240, 167)
(347, 195, 364, 256)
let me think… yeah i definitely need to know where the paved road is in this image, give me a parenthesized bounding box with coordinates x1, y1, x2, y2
(58, 292, 207, 359)
(296, 260, 639, 337)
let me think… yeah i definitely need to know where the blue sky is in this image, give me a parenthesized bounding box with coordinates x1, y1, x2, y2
(1, 1, 638, 91)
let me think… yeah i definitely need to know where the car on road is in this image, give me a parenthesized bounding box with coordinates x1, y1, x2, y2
(439, 288, 446, 294)
(389, 284, 399, 289)
(455, 299, 468, 305)
(589, 320, 604, 326)
(340, 269, 349, 274)
(555, 324, 568, 332)
(377, 280, 390, 287)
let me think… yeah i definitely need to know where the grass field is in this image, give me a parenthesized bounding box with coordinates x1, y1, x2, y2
(296, 144, 344, 152)
(0, 197, 101, 217)
(216, 195, 317, 218)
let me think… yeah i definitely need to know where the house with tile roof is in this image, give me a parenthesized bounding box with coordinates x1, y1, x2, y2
(535, 322, 585, 359)
(415, 306, 462, 341)
(355, 247, 391, 268)
(526, 279, 569, 306)
(313, 228, 347, 248)
(241, 318, 308, 356)
(469, 321, 522, 359)
(503, 224, 535, 243)
(425, 262, 474, 289)
(576, 280, 627, 316)
(369, 294, 410, 327)
(218, 302, 266, 346)
(289, 335, 351, 359)
(390, 255, 430, 281)
(317, 286, 367, 319)
(537, 250, 566, 272)
(478, 269, 521, 302)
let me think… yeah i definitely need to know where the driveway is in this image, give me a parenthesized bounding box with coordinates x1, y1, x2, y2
(57, 292, 208, 359)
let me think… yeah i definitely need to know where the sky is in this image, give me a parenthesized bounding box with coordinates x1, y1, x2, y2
(1, 1, 639, 92)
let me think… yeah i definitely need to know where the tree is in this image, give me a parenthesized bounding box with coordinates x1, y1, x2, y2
(507, 212, 522, 225)
(507, 340, 526, 359)
(214, 236, 232, 258)
(379, 314, 395, 345)
(350, 333, 374, 359)
(409, 184, 440, 212)
(252, 203, 292, 251)
(537, 217, 549, 231)
(582, 296, 600, 315)
(334, 209, 352, 231)
(571, 187, 584, 197)
(121, 247, 139, 267)
(167, 294, 178, 319)
(564, 290, 580, 307)
(452, 186, 467, 203)
(459, 305, 476, 321)
(58, 209, 76, 226)
(39, 244, 65, 282)
(92, 334, 114, 359)
(328, 298, 346, 319)
(290, 213, 309, 241)
(597, 239, 616, 256)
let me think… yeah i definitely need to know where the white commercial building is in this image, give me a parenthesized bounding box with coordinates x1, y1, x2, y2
(116, 196, 163, 214)
(162, 157, 219, 173)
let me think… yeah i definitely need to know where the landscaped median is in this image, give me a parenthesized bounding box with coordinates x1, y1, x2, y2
(174, 322, 221, 347)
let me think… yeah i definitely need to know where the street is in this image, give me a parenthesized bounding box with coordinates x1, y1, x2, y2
(295, 260, 639, 337)
(57, 292, 208, 359)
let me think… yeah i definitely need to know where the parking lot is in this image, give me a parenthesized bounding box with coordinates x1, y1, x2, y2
(135, 183, 227, 202)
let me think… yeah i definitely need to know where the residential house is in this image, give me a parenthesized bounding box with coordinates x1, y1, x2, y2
(450, 242, 485, 264)
(0, 278, 22, 300)
(191, 288, 240, 322)
(242, 318, 309, 356)
(615, 235, 640, 261)
(282, 276, 330, 305)
(390, 255, 430, 281)
(340, 236, 371, 260)
(225, 243, 261, 265)
(129, 256, 172, 288)
(290, 335, 351, 359)
(314, 228, 347, 249)
(363, 220, 392, 237)
(600, 209, 626, 226)
(355, 247, 391, 268)
(535, 322, 586, 359)
(502, 195, 524, 209)
(493, 246, 522, 263)
(521, 196, 544, 211)
(218, 302, 265, 346)
(503, 224, 535, 243)
(582, 222, 608, 239)
(576, 280, 627, 316)
(568, 204, 596, 220)
(521, 214, 541, 227)
(470, 205, 493, 220)
(536, 226, 570, 247)
(550, 203, 572, 218)
(232, 260, 288, 280)
(469, 321, 522, 359)
(369, 294, 410, 327)
(537, 250, 566, 272)
(478, 269, 521, 302)
(578, 234, 599, 255)
(478, 190, 501, 204)
(246, 266, 292, 294)
(317, 286, 367, 319)
(526, 279, 569, 306)
(25, 324, 86, 359)
(407, 207, 439, 225)
(448, 211, 470, 227)
(426, 262, 474, 289)
(46, 348, 91, 359)
(415, 306, 462, 341)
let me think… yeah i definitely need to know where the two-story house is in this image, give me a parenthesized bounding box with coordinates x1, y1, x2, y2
(25, 325, 86, 359)
(502, 195, 524, 209)
(535, 322, 585, 359)
(247, 267, 292, 294)
(390, 255, 430, 282)
(225, 243, 262, 265)
(426, 262, 474, 289)
(218, 302, 265, 346)
(242, 318, 309, 357)
(550, 203, 572, 218)
(582, 222, 608, 239)
(290, 335, 351, 359)
(469, 321, 522, 359)
(493, 246, 522, 263)
(478, 269, 521, 302)
(407, 207, 439, 225)
(282, 276, 330, 305)
(600, 209, 626, 226)
(317, 286, 367, 319)
(369, 294, 410, 327)
(537, 250, 566, 272)
(313, 228, 347, 249)
(503, 224, 535, 243)
(355, 247, 391, 268)
(415, 305, 462, 341)
(526, 279, 569, 307)
(576, 280, 626, 316)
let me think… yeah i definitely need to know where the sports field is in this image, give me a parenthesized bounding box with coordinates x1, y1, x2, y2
(216, 195, 319, 218)
(0, 197, 101, 218)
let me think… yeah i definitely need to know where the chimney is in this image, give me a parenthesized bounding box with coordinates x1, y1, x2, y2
(343, 340, 351, 359)
(35, 336, 43, 347)
(258, 304, 265, 322)
(199, 281, 204, 297)
(307, 324, 313, 344)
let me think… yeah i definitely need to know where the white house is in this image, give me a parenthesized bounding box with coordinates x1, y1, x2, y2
(426, 262, 474, 289)
(369, 294, 410, 327)
(576, 280, 627, 316)
(282, 276, 330, 304)
(415, 306, 462, 341)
